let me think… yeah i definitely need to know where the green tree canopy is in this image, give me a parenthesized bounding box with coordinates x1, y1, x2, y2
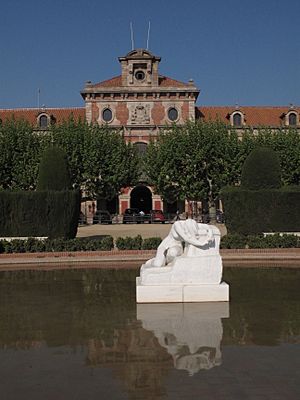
(50, 117, 87, 189)
(0, 119, 49, 190)
(144, 121, 240, 204)
(81, 125, 139, 199)
(253, 128, 300, 186)
(1, 117, 299, 200)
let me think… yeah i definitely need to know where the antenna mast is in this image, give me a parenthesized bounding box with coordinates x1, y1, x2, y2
(130, 22, 135, 50)
(37, 88, 40, 109)
(146, 21, 151, 50)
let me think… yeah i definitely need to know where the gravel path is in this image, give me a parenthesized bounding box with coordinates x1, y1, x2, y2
(76, 222, 227, 239)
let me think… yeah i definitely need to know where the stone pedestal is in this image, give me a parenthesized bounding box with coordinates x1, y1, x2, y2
(136, 278, 229, 303)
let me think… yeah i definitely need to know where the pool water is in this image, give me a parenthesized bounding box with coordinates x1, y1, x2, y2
(0, 267, 299, 400)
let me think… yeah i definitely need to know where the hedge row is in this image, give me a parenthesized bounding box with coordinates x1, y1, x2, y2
(0, 236, 114, 253)
(221, 233, 300, 249)
(0, 190, 80, 239)
(0, 235, 162, 254)
(115, 236, 162, 250)
(0, 234, 299, 254)
(222, 186, 300, 235)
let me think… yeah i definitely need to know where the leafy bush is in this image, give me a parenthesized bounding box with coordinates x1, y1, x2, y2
(246, 235, 267, 249)
(221, 233, 300, 249)
(43, 236, 114, 252)
(0, 233, 299, 254)
(115, 235, 143, 250)
(220, 234, 247, 249)
(141, 237, 162, 250)
(99, 236, 114, 250)
(0, 240, 12, 253)
(10, 239, 26, 253)
(241, 147, 281, 189)
(37, 147, 71, 191)
(24, 237, 46, 253)
(0, 236, 114, 254)
(262, 233, 299, 248)
(77, 236, 114, 251)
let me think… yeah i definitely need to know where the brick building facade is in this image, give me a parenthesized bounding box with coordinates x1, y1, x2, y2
(81, 49, 199, 143)
(0, 49, 299, 217)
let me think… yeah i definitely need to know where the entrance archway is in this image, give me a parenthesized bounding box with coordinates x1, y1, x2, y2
(130, 185, 152, 213)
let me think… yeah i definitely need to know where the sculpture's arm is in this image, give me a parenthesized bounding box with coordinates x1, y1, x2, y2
(188, 234, 210, 247)
(173, 223, 210, 247)
(199, 225, 214, 242)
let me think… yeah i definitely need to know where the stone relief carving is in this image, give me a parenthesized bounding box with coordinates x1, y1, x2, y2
(131, 103, 150, 124)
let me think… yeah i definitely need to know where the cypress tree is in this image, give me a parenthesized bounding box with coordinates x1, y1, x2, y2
(37, 147, 71, 191)
(241, 147, 281, 190)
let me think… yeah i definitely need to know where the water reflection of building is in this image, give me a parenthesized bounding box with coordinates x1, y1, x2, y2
(85, 303, 229, 399)
(86, 323, 172, 400)
(137, 303, 229, 376)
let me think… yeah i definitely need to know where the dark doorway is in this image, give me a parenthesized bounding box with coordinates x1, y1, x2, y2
(164, 200, 185, 215)
(106, 196, 118, 214)
(130, 185, 152, 213)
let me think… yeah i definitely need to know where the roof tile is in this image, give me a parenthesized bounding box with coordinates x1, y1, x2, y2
(0, 107, 85, 125)
(197, 106, 300, 127)
(92, 75, 188, 88)
(93, 76, 122, 88)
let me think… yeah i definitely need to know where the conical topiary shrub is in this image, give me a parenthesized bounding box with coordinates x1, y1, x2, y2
(241, 147, 281, 190)
(37, 147, 71, 191)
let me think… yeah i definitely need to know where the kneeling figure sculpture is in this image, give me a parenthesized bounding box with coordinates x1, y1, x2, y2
(136, 219, 229, 303)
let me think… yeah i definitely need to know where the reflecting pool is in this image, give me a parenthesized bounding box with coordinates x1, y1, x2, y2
(0, 267, 299, 400)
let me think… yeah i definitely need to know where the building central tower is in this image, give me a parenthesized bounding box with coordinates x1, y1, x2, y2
(81, 49, 199, 144)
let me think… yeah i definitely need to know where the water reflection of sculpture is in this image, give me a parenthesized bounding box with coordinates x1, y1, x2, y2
(137, 303, 229, 376)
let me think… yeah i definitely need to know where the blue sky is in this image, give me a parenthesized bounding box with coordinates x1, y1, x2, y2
(1, 0, 299, 108)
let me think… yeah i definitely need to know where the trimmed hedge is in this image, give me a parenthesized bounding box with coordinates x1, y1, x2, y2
(37, 147, 71, 191)
(222, 186, 300, 235)
(115, 235, 143, 250)
(115, 236, 162, 250)
(221, 233, 300, 249)
(0, 234, 299, 254)
(0, 235, 162, 253)
(241, 147, 281, 190)
(142, 237, 162, 250)
(0, 190, 80, 238)
(0, 236, 114, 253)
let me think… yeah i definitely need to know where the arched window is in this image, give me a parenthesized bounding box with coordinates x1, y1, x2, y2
(133, 142, 148, 156)
(102, 108, 113, 122)
(135, 70, 145, 81)
(233, 112, 242, 127)
(38, 114, 49, 129)
(168, 107, 179, 122)
(288, 112, 297, 126)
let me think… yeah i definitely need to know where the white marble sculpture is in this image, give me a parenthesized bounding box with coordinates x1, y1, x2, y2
(136, 218, 229, 303)
(137, 303, 229, 375)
